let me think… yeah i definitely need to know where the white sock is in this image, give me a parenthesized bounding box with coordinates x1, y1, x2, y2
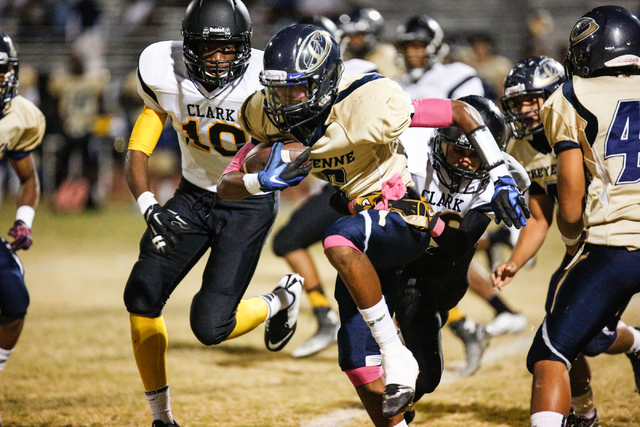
(0, 347, 13, 373)
(571, 387, 595, 418)
(530, 411, 564, 427)
(145, 385, 174, 424)
(358, 297, 402, 353)
(392, 420, 408, 427)
(625, 324, 640, 354)
(259, 293, 280, 319)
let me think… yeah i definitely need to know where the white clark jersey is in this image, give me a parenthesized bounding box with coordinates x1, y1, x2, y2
(137, 40, 264, 191)
(400, 132, 529, 221)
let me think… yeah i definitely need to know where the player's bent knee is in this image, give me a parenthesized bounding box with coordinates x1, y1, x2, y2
(582, 329, 617, 357)
(271, 230, 301, 257)
(191, 322, 232, 346)
(123, 260, 165, 318)
(345, 366, 384, 387)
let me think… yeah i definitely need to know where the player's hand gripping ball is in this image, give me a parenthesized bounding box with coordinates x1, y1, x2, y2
(242, 140, 309, 173)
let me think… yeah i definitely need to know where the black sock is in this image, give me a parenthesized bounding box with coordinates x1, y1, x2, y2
(488, 294, 514, 315)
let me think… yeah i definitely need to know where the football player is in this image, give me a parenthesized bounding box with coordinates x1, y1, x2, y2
(518, 7, 640, 427)
(395, 15, 526, 375)
(218, 24, 529, 426)
(337, 8, 402, 78)
(397, 95, 528, 422)
(495, 53, 640, 427)
(123, 1, 304, 426)
(0, 32, 45, 426)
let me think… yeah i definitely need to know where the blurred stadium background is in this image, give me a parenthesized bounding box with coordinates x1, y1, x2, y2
(1, 1, 640, 426)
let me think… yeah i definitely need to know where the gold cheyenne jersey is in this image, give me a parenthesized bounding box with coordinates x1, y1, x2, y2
(541, 75, 640, 249)
(239, 73, 413, 198)
(0, 95, 46, 160)
(508, 136, 558, 202)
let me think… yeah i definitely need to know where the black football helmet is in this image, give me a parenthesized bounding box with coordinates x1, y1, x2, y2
(0, 32, 18, 113)
(565, 6, 640, 79)
(337, 8, 384, 58)
(395, 15, 444, 72)
(431, 95, 507, 193)
(260, 24, 343, 146)
(501, 55, 565, 153)
(182, 0, 252, 89)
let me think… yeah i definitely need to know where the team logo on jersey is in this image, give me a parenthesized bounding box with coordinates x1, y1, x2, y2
(533, 57, 564, 88)
(295, 30, 331, 73)
(570, 17, 599, 44)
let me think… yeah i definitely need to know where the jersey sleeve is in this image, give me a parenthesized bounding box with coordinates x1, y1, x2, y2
(136, 43, 168, 113)
(541, 84, 583, 154)
(344, 78, 412, 145)
(8, 97, 46, 157)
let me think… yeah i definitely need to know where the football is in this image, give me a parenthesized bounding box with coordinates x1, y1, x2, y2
(242, 140, 308, 173)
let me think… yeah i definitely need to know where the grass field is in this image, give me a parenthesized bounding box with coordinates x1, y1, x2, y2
(1, 196, 639, 427)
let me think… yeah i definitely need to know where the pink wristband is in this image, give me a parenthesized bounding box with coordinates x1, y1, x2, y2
(410, 98, 453, 128)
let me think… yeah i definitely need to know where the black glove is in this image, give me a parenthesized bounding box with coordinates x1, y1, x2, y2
(490, 176, 531, 229)
(144, 204, 188, 255)
(8, 220, 32, 251)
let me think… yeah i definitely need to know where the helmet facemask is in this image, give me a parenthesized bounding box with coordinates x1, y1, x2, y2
(183, 32, 251, 89)
(430, 128, 490, 194)
(501, 93, 545, 140)
(0, 56, 18, 112)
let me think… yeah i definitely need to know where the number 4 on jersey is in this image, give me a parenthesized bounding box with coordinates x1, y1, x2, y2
(605, 100, 640, 184)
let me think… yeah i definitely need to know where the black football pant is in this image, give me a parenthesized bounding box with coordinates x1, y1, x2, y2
(124, 178, 278, 345)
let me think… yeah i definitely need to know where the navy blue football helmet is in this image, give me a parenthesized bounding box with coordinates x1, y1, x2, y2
(0, 32, 18, 113)
(260, 24, 343, 146)
(182, 0, 252, 89)
(431, 95, 506, 193)
(501, 56, 565, 153)
(565, 6, 640, 78)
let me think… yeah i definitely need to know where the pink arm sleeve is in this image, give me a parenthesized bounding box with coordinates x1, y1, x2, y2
(410, 98, 453, 128)
(222, 141, 257, 175)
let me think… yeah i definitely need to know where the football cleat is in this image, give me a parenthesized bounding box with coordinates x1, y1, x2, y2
(292, 306, 339, 358)
(404, 407, 416, 424)
(626, 327, 640, 395)
(566, 409, 600, 427)
(265, 273, 304, 352)
(449, 317, 490, 376)
(381, 345, 419, 418)
(151, 421, 180, 427)
(486, 311, 528, 336)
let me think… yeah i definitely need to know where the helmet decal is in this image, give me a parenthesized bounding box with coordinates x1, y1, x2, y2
(296, 31, 331, 73)
(570, 17, 599, 44)
(533, 58, 564, 88)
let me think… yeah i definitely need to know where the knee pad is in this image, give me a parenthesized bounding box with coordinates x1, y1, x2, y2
(189, 292, 235, 346)
(271, 227, 300, 257)
(582, 325, 618, 357)
(124, 259, 166, 318)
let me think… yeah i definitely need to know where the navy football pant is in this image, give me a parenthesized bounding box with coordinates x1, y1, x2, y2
(527, 244, 640, 372)
(324, 209, 432, 371)
(124, 178, 278, 345)
(0, 239, 28, 317)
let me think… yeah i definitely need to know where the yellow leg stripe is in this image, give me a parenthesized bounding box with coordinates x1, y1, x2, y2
(130, 314, 168, 392)
(446, 307, 465, 324)
(227, 298, 269, 340)
(307, 290, 330, 308)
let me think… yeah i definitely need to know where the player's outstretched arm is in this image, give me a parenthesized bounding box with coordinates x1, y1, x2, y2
(492, 193, 553, 290)
(7, 154, 40, 251)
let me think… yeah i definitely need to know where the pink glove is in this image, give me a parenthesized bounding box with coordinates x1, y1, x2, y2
(8, 220, 32, 251)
